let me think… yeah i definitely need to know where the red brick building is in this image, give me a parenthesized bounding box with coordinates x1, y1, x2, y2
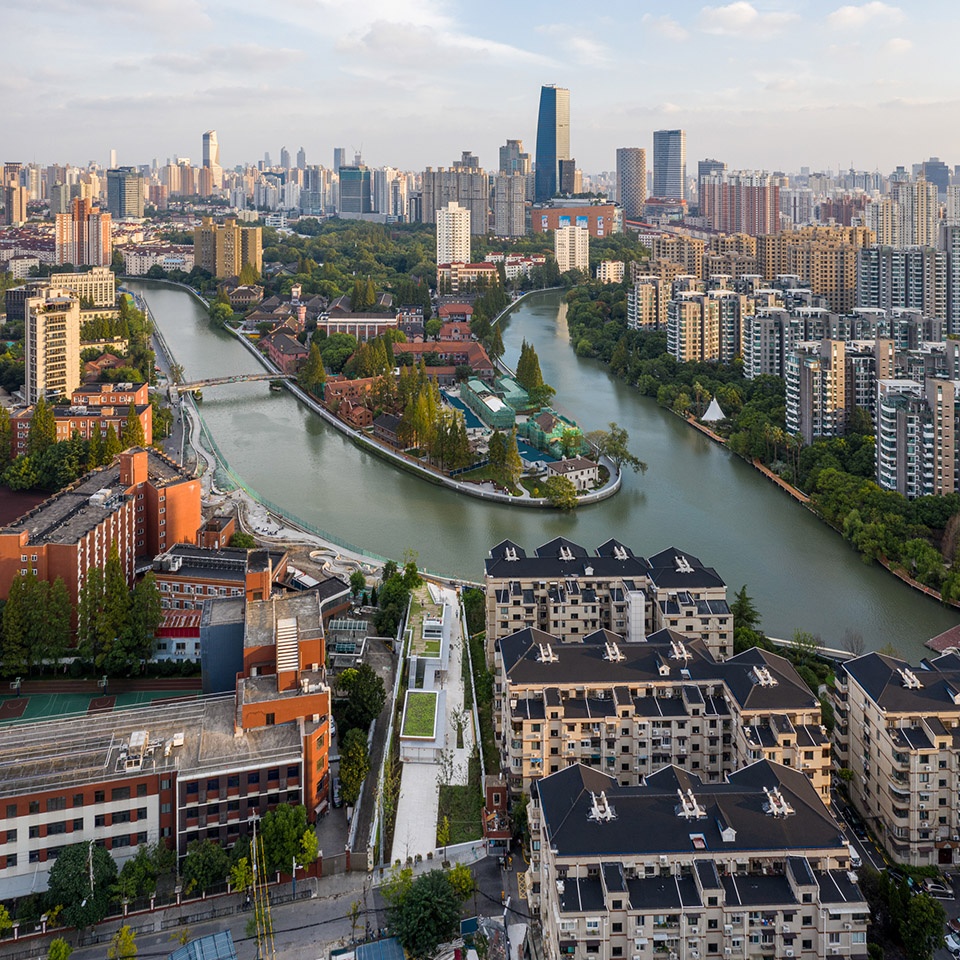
(0, 448, 201, 607)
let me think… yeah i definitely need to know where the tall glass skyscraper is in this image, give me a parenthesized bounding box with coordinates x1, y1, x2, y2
(653, 129, 687, 200)
(534, 84, 570, 202)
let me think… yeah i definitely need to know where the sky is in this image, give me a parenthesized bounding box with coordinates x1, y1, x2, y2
(5, 0, 959, 176)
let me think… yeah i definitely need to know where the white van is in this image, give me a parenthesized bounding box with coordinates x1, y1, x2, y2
(848, 843, 862, 868)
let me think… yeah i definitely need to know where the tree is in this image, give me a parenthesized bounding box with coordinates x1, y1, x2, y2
(340, 727, 370, 806)
(542, 474, 578, 509)
(901, 893, 946, 960)
(447, 862, 476, 902)
(0, 405, 11, 470)
(0, 905, 11, 937)
(298, 827, 319, 868)
(349, 569, 367, 598)
(515, 339, 555, 409)
(258, 803, 309, 876)
(338, 663, 387, 731)
(730, 585, 761, 632)
(390, 869, 462, 959)
(504, 428, 523, 487)
(47, 939, 73, 960)
(841, 628, 866, 657)
(229, 856, 254, 894)
(588, 422, 647, 473)
(108, 925, 138, 960)
(2, 454, 39, 490)
(28, 397, 56, 457)
(181, 839, 229, 894)
(122, 403, 145, 447)
(298, 342, 327, 396)
(46, 841, 118, 929)
(228, 531, 257, 548)
(127, 572, 163, 661)
(789, 629, 820, 668)
(103, 423, 123, 461)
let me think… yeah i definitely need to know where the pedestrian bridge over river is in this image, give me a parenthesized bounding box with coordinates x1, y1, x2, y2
(168, 373, 294, 399)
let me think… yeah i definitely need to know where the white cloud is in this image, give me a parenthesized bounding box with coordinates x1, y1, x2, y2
(698, 2, 799, 38)
(641, 14, 690, 42)
(536, 24, 613, 67)
(883, 36, 913, 55)
(826, 2, 904, 30)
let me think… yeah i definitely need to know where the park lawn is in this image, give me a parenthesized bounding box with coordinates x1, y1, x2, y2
(437, 754, 483, 844)
(458, 465, 521, 496)
(402, 690, 438, 738)
(422, 639, 442, 657)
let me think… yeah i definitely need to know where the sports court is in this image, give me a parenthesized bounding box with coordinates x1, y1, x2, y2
(0, 690, 201, 725)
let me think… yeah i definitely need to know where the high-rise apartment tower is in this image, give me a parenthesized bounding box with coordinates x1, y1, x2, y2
(615, 147, 647, 220)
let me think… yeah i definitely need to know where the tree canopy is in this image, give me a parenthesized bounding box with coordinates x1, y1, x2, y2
(47, 841, 118, 928)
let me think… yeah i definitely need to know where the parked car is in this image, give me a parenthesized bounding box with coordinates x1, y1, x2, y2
(946, 917, 960, 936)
(332, 776, 342, 808)
(887, 868, 918, 892)
(944, 932, 960, 956)
(922, 878, 953, 899)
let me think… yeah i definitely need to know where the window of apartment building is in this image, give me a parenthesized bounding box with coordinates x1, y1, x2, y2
(248, 772, 260, 785)
(186, 782, 199, 796)
(828, 933, 840, 944)
(287, 765, 299, 779)
(801, 893, 812, 903)
(29, 851, 40, 863)
(268, 769, 280, 782)
(266, 714, 275, 726)
(5, 804, 16, 818)
(112, 787, 130, 802)
(802, 941, 812, 951)
(161, 779, 171, 790)
(113, 811, 131, 825)
(28, 801, 39, 814)
(207, 778, 220, 791)
(4, 829, 15, 843)
(611, 950, 622, 958)
(137, 831, 148, 844)
(94, 814, 106, 827)
(6, 853, 16, 867)
(114, 835, 131, 849)
(161, 803, 171, 815)
(136, 807, 146, 819)
(137, 784, 148, 797)
(228, 775, 240, 789)
(73, 794, 84, 807)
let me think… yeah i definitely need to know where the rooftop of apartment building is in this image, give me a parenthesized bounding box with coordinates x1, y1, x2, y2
(841, 649, 960, 715)
(0, 694, 301, 800)
(486, 537, 651, 581)
(154, 544, 285, 582)
(535, 760, 844, 860)
(499, 628, 818, 713)
(556, 866, 863, 913)
(1, 448, 190, 547)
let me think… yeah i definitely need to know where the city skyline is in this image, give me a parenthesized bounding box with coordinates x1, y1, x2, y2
(4, 0, 958, 175)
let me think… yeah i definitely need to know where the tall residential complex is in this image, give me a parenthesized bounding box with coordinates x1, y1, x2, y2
(106, 167, 144, 219)
(697, 157, 726, 206)
(202, 130, 222, 188)
(857, 245, 947, 319)
(699, 170, 781, 236)
(534, 84, 570, 203)
(554, 224, 589, 274)
(333, 147, 346, 174)
(942, 225, 960, 335)
(193, 217, 262, 279)
(436, 201, 471, 266)
(876, 378, 956, 498)
(493, 174, 527, 237)
(614, 147, 646, 221)
(23, 287, 81, 404)
(894, 178, 939, 247)
(652, 128, 686, 199)
(421, 164, 489, 235)
(54, 197, 112, 266)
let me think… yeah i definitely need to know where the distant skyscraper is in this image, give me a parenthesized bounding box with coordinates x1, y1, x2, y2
(558, 159, 577, 196)
(653, 129, 686, 199)
(493, 174, 526, 237)
(264, 152, 272, 168)
(922, 157, 950, 197)
(534, 84, 570, 202)
(280, 146, 291, 170)
(436, 201, 471, 265)
(616, 147, 647, 220)
(697, 158, 726, 207)
(297, 147, 306, 170)
(55, 198, 112, 266)
(202, 131, 222, 189)
(109, 149, 117, 169)
(333, 148, 346, 175)
(338, 164, 373, 215)
(499, 140, 530, 175)
(106, 167, 144, 219)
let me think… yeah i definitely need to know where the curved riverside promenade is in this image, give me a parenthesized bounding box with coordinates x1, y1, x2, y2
(220, 310, 621, 508)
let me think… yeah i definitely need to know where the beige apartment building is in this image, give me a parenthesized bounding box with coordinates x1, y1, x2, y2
(484, 539, 734, 663)
(24, 287, 81, 404)
(834, 650, 960, 866)
(495, 628, 829, 801)
(627, 276, 670, 330)
(667, 292, 721, 363)
(530, 763, 867, 960)
(49, 267, 116, 308)
(648, 234, 705, 278)
(194, 217, 263, 279)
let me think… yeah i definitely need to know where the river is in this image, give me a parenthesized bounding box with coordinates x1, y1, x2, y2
(129, 280, 959, 658)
